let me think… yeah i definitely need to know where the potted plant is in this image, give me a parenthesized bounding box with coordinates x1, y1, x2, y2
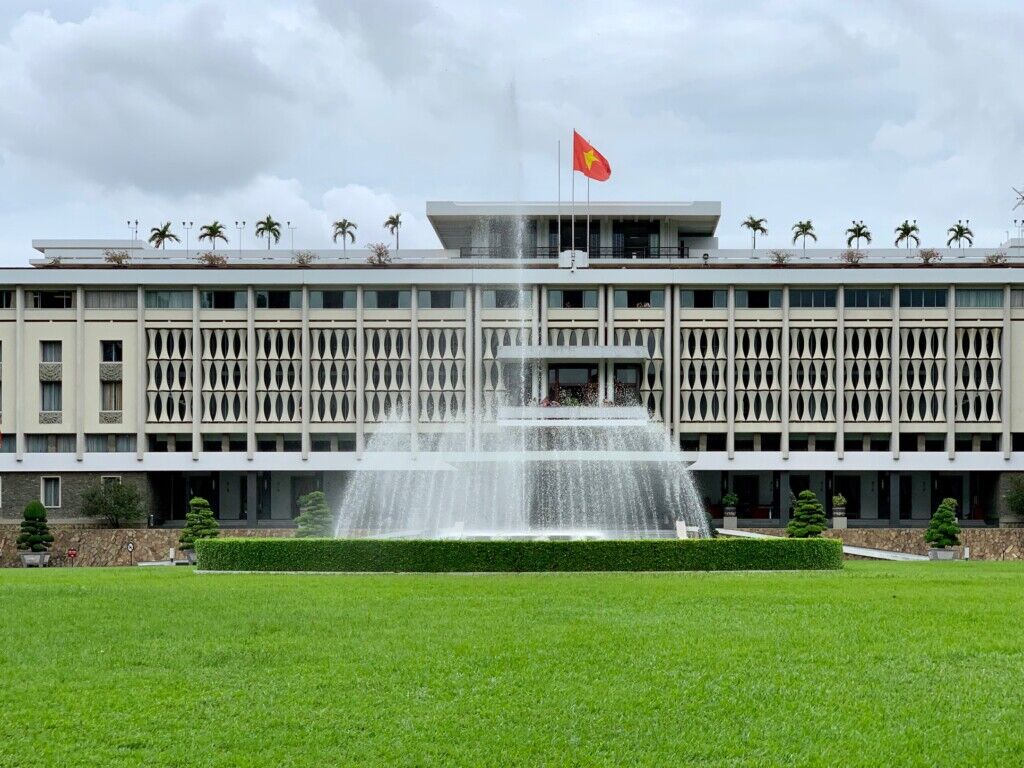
(179, 496, 220, 564)
(787, 490, 827, 538)
(722, 491, 739, 529)
(831, 493, 848, 529)
(17, 500, 54, 567)
(925, 497, 961, 560)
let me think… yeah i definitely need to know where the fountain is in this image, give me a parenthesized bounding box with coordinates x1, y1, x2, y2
(334, 210, 709, 540)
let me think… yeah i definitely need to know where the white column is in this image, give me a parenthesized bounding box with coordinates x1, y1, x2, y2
(136, 285, 146, 461)
(1003, 284, 1012, 460)
(531, 285, 541, 401)
(662, 283, 671, 432)
(781, 286, 791, 459)
(75, 285, 85, 461)
(301, 285, 311, 461)
(474, 286, 483, 450)
(946, 284, 956, 460)
(598, 285, 606, 400)
(465, 286, 474, 450)
(727, 285, 736, 459)
(246, 286, 256, 460)
(14, 286, 24, 461)
(356, 286, 365, 456)
(540, 286, 549, 401)
(668, 285, 679, 437)
(835, 286, 845, 460)
(191, 286, 201, 460)
(891, 285, 900, 460)
(410, 286, 419, 454)
(606, 285, 615, 401)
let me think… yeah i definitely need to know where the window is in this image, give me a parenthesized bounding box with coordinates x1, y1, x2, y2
(201, 290, 247, 309)
(29, 291, 74, 309)
(846, 288, 892, 308)
(548, 289, 598, 309)
(55, 435, 75, 453)
(85, 290, 136, 309)
(255, 290, 301, 309)
(420, 289, 466, 309)
(40, 341, 62, 362)
(101, 340, 123, 362)
(365, 290, 410, 309)
(790, 289, 837, 308)
(86, 435, 110, 452)
(41, 476, 61, 508)
(679, 289, 727, 309)
(0, 290, 13, 309)
(900, 288, 947, 308)
(482, 289, 531, 309)
(614, 289, 664, 309)
(0, 435, 14, 453)
(41, 381, 62, 411)
(736, 289, 782, 309)
(26, 435, 48, 452)
(114, 435, 136, 452)
(956, 289, 1003, 308)
(145, 290, 193, 309)
(101, 381, 122, 411)
(310, 290, 355, 309)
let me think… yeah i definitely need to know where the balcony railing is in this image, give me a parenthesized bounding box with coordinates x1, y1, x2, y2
(458, 246, 691, 260)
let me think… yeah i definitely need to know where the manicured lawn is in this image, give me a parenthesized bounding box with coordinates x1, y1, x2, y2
(1, 564, 1023, 766)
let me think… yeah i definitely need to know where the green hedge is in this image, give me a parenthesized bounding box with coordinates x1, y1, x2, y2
(195, 537, 843, 572)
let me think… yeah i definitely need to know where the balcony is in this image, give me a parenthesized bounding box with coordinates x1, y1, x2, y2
(495, 345, 648, 363)
(458, 246, 691, 260)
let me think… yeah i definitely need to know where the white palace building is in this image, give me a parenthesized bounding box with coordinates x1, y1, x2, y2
(2, 200, 1024, 528)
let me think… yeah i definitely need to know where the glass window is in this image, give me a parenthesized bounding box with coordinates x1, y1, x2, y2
(310, 290, 355, 309)
(101, 381, 122, 411)
(101, 340, 123, 362)
(790, 289, 837, 308)
(115, 435, 136, 453)
(55, 435, 76, 453)
(679, 289, 727, 309)
(955, 289, 1003, 308)
(0, 290, 15, 309)
(145, 290, 193, 309)
(29, 291, 74, 309)
(40, 341, 62, 362)
(900, 288, 948, 308)
(482, 289, 531, 309)
(846, 289, 892, 308)
(548, 289, 598, 309)
(736, 289, 781, 309)
(255, 290, 301, 309)
(201, 290, 247, 309)
(365, 290, 411, 309)
(420, 289, 466, 309)
(614, 289, 664, 309)
(85, 290, 137, 309)
(26, 435, 48, 452)
(42, 477, 61, 508)
(41, 381, 62, 411)
(86, 435, 109, 452)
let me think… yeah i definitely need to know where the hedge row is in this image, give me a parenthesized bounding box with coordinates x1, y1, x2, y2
(195, 537, 843, 572)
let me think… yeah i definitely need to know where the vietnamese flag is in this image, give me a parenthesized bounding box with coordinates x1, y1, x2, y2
(573, 131, 611, 181)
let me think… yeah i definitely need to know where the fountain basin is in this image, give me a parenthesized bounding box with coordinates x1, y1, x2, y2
(496, 405, 649, 423)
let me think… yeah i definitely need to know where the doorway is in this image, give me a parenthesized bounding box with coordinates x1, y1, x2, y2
(547, 364, 598, 403)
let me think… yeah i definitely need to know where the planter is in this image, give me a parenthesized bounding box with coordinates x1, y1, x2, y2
(832, 506, 847, 530)
(723, 506, 738, 530)
(19, 551, 51, 567)
(928, 547, 958, 561)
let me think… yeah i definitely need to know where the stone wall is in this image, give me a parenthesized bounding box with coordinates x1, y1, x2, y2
(743, 528, 1024, 560)
(0, 525, 294, 567)
(0, 472, 154, 522)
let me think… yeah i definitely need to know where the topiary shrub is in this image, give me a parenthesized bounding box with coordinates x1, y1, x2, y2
(295, 491, 333, 537)
(787, 489, 827, 538)
(925, 497, 961, 549)
(17, 500, 54, 552)
(179, 496, 220, 550)
(80, 482, 143, 528)
(722, 491, 738, 508)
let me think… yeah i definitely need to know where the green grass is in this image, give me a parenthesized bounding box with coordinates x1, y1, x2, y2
(1, 563, 1023, 767)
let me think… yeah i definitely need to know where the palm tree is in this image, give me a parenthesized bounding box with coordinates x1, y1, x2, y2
(384, 213, 402, 250)
(198, 221, 228, 250)
(947, 221, 974, 248)
(845, 221, 872, 248)
(254, 215, 281, 250)
(332, 219, 357, 252)
(148, 222, 180, 249)
(894, 219, 920, 249)
(740, 216, 767, 249)
(791, 220, 816, 252)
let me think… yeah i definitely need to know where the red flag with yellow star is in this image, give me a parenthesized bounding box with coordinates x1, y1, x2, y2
(572, 131, 611, 181)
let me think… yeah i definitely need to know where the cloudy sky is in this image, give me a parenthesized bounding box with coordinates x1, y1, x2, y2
(0, 0, 1022, 263)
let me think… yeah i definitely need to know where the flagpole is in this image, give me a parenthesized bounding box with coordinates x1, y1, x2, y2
(586, 177, 591, 257)
(571, 138, 575, 259)
(557, 140, 561, 257)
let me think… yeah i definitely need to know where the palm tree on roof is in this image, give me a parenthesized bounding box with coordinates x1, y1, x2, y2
(254, 215, 281, 250)
(947, 221, 973, 248)
(384, 213, 402, 250)
(894, 219, 920, 249)
(741, 216, 767, 249)
(846, 221, 872, 248)
(791, 220, 816, 252)
(148, 222, 180, 249)
(332, 219, 357, 252)
(198, 221, 228, 250)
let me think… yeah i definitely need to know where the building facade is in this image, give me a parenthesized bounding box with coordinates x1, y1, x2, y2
(2, 201, 1024, 528)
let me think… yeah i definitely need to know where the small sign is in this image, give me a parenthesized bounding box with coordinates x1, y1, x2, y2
(66, 548, 78, 559)
(126, 542, 135, 552)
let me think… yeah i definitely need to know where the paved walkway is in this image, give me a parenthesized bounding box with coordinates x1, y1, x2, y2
(716, 528, 929, 561)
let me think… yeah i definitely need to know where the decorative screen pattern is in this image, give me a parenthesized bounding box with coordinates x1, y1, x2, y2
(678, 327, 727, 422)
(614, 327, 664, 420)
(790, 327, 836, 422)
(201, 328, 246, 422)
(548, 326, 599, 347)
(146, 327, 192, 423)
(844, 326, 891, 422)
(311, 328, 356, 423)
(419, 327, 466, 423)
(256, 328, 302, 422)
(900, 326, 946, 422)
(481, 326, 528, 417)
(734, 327, 780, 422)
(956, 326, 1001, 422)
(365, 327, 411, 422)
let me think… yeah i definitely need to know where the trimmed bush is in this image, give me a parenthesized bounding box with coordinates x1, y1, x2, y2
(925, 497, 961, 549)
(17, 501, 54, 553)
(787, 490, 827, 538)
(80, 482, 143, 528)
(180, 496, 220, 549)
(295, 491, 333, 537)
(196, 537, 843, 573)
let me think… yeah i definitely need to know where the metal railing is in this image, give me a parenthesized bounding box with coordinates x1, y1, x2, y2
(458, 246, 691, 260)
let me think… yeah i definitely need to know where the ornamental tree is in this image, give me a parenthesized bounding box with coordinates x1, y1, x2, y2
(179, 496, 220, 549)
(17, 500, 54, 552)
(925, 497, 961, 549)
(295, 491, 333, 537)
(80, 482, 143, 528)
(787, 490, 827, 538)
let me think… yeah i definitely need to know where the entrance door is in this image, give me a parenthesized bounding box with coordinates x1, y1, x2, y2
(547, 364, 598, 404)
(932, 475, 964, 518)
(732, 474, 760, 518)
(834, 475, 861, 519)
(899, 474, 914, 520)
